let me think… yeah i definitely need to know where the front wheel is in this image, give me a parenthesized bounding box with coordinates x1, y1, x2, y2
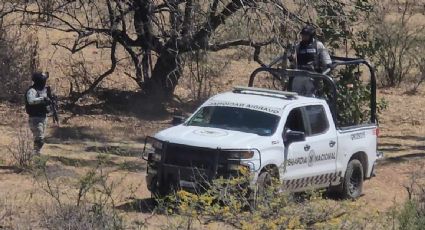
(249, 170, 276, 209)
(341, 159, 364, 199)
(256, 171, 273, 195)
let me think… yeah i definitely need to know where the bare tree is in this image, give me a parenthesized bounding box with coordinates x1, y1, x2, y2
(4, 0, 310, 101)
(2, 0, 374, 102)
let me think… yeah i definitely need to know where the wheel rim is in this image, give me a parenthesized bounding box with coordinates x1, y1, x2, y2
(348, 167, 361, 195)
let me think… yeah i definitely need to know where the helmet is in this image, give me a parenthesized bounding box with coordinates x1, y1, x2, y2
(31, 72, 48, 89)
(300, 25, 316, 37)
(32, 72, 48, 82)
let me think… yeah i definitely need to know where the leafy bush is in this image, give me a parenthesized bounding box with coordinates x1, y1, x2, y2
(32, 155, 124, 230)
(334, 67, 388, 126)
(398, 200, 425, 230)
(40, 203, 122, 230)
(6, 128, 34, 170)
(397, 164, 425, 230)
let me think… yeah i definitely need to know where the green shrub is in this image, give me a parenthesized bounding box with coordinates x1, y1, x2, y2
(334, 67, 388, 126)
(156, 169, 391, 229)
(398, 200, 425, 230)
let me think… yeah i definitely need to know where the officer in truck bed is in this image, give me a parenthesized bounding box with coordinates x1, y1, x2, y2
(289, 25, 332, 97)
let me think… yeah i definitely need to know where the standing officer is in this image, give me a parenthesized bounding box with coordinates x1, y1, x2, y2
(25, 72, 51, 155)
(289, 25, 333, 96)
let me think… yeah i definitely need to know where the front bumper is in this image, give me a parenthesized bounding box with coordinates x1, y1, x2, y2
(147, 163, 212, 192)
(143, 137, 261, 194)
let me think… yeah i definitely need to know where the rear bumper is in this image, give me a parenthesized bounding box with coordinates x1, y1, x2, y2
(370, 151, 384, 177)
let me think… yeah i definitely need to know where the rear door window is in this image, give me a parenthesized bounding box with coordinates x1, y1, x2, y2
(305, 105, 329, 135)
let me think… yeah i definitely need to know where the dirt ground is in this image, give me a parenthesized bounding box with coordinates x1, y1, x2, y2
(1, 79, 425, 228)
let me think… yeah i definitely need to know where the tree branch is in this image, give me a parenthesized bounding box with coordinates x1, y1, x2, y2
(207, 38, 274, 51)
(69, 40, 118, 105)
(133, 0, 163, 52)
(181, 0, 193, 36)
(189, 0, 256, 48)
(154, 0, 186, 13)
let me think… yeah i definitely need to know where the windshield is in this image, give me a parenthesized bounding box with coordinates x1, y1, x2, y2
(187, 106, 280, 136)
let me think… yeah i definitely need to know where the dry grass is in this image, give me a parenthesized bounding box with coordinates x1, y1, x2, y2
(0, 82, 424, 229)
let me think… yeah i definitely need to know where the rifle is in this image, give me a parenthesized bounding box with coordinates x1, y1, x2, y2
(45, 73, 59, 126)
(46, 86, 59, 126)
(267, 43, 296, 68)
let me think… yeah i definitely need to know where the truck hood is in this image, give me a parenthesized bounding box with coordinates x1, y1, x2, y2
(154, 125, 268, 149)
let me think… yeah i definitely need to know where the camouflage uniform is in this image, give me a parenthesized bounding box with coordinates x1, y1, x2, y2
(25, 74, 50, 155)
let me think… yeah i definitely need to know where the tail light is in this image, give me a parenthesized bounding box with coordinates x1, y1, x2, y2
(373, 128, 380, 137)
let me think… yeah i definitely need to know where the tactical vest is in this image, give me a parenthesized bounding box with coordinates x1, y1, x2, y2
(296, 40, 318, 67)
(25, 87, 48, 117)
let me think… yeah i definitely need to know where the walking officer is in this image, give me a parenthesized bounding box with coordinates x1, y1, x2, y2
(25, 72, 52, 155)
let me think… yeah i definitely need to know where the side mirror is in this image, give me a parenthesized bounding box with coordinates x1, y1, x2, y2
(171, 115, 186, 125)
(284, 130, 306, 146)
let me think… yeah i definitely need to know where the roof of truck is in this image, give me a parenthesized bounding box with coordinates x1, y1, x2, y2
(204, 87, 325, 115)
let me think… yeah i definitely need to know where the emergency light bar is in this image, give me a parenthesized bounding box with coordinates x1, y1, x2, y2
(233, 86, 298, 98)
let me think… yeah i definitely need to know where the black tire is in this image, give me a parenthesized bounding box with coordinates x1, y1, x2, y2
(250, 169, 278, 209)
(257, 171, 273, 196)
(341, 159, 364, 199)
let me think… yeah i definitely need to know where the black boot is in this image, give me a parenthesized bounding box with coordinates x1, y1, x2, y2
(34, 139, 44, 155)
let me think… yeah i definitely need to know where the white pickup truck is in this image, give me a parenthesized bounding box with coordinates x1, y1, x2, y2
(143, 84, 381, 199)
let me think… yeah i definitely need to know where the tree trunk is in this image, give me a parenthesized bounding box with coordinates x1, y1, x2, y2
(145, 49, 182, 99)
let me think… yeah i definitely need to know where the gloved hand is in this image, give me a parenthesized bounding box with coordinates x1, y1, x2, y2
(44, 97, 52, 105)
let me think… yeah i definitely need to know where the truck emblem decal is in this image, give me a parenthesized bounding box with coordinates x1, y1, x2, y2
(287, 152, 336, 167)
(351, 132, 366, 140)
(308, 150, 315, 167)
(287, 156, 307, 166)
(193, 129, 228, 137)
(314, 152, 336, 162)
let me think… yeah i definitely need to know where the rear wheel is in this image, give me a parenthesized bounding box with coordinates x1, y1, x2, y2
(341, 159, 364, 199)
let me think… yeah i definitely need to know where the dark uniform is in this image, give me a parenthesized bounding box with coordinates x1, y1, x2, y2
(25, 72, 51, 155)
(290, 25, 332, 96)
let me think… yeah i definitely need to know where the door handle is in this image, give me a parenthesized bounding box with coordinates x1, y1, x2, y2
(304, 144, 311, 151)
(329, 140, 336, 147)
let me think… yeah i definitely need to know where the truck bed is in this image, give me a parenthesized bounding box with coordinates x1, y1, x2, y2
(336, 123, 378, 179)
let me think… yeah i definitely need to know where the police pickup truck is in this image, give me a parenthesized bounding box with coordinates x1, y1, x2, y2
(143, 59, 382, 199)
